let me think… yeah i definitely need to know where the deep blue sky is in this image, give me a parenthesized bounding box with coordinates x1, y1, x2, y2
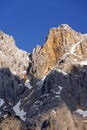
(0, 0, 87, 52)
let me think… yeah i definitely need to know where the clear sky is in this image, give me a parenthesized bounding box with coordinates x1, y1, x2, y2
(0, 0, 87, 53)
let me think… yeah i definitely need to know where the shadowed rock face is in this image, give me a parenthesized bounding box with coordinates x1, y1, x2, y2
(0, 24, 87, 130)
(0, 67, 27, 107)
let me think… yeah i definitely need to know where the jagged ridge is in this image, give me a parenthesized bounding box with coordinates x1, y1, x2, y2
(0, 24, 87, 130)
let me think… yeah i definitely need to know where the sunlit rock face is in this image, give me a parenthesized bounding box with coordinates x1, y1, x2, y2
(0, 31, 29, 79)
(0, 116, 27, 130)
(0, 25, 87, 130)
(29, 24, 87, 81)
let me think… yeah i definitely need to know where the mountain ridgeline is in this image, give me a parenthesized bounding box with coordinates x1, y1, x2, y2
(0, 24, 87, 130)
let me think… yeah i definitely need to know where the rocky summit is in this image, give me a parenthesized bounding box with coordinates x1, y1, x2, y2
(0, 24, 87, 130)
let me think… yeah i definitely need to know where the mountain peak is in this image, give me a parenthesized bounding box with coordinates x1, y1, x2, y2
(0, 25, 87, 130)
(59, 24, 72, 30)
(0, 31, 29, 79)
(49, 24, 78, 34)
(29, 24, 86, 81)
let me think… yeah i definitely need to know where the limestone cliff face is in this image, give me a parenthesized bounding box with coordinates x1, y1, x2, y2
(0, 31, 29, 79)
(29, 24, 86, 81)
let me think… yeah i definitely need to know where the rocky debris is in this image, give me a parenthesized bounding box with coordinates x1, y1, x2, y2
(0, 31, 29, 79)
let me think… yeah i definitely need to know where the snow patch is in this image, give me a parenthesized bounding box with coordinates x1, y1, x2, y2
(59, 86, 63, 91)
(41, 94, 49, 98)
(18, 84, 23, 87)
(25, 82, 32, 89)
(34, 100, 43, 106)
(55, 95, 60, 98)
(55, 68, 67, 75)
(51, 110, 56, 114)
(13, 100, 26, 121)
(25, 80, 32, 89)
(52, 86, 63, 97)
(59, 24, 71, 30)
(70, 40, 82, 54)
(27, 55, 29, 61)
(0, 98, 4, 107)
(23, 90, 34, 101)
(12, 71, 16, 75)
(80, 61, 87, 65)
(33, 100, 43, 110)
(36, 75, 46, 87)
(75, 109, 87, 117)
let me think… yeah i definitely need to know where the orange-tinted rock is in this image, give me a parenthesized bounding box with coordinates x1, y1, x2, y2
(30, 24, 83, 80)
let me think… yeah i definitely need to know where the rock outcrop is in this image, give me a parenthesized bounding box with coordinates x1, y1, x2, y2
(29, 24, 87, 83)
(0, 31, 29, 79)
(0, 24, 87, 130)
(29, 25, 81, 80)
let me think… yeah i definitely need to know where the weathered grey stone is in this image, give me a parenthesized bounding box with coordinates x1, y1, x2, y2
(0, 31, 29, 79)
